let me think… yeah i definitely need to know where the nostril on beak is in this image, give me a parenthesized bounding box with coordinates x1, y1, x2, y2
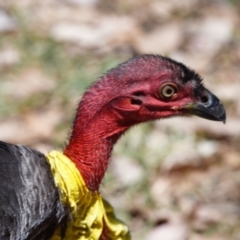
(200, 95, 210, 105)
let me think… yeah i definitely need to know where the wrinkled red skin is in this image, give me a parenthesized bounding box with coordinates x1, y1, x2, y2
(64, 55, 203, 191)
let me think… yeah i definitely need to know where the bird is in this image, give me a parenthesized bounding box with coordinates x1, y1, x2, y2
(0, 54, 226, 240)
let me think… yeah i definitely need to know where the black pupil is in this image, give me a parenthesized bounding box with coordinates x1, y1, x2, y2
(166, 87, 173, 95)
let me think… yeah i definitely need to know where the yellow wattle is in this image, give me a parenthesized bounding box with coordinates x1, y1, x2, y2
(46, 151, 130, 240)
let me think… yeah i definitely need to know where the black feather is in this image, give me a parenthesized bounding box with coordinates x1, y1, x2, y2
(0, 141, 67, 240)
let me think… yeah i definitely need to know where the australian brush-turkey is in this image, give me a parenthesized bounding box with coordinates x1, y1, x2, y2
(0, 55, 226, 240)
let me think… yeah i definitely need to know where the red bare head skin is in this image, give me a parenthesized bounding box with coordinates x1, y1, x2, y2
(64, 54, 226, 191)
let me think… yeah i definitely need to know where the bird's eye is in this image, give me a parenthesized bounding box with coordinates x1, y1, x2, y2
(160, 83, 177, 99)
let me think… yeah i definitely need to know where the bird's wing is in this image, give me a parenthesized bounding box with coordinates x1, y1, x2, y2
(0, 141, 67, 240)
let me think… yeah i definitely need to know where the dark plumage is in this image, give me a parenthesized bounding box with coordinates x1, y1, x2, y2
(0, 141, 67, 240)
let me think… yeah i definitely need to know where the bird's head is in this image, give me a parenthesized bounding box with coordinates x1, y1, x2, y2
(66, 54, 226, 190)
(95, 55, 226, 127)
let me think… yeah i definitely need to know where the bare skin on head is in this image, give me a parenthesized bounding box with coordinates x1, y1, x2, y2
(64, 54, 226, 191)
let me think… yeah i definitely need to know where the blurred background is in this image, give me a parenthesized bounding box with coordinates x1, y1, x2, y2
(0, 0, 239, 239)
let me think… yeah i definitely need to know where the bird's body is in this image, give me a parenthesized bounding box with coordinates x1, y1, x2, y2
(0, 55, 226, 240)
(0, 141, 66, 240)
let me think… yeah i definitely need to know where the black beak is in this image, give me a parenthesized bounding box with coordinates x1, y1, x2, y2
(184, 89, 226, 123)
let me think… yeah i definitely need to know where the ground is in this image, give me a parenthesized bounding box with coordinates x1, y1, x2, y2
(0, 0, 240, 239)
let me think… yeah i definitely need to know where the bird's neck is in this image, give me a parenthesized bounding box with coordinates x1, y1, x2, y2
(64, 88, 128, 191)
